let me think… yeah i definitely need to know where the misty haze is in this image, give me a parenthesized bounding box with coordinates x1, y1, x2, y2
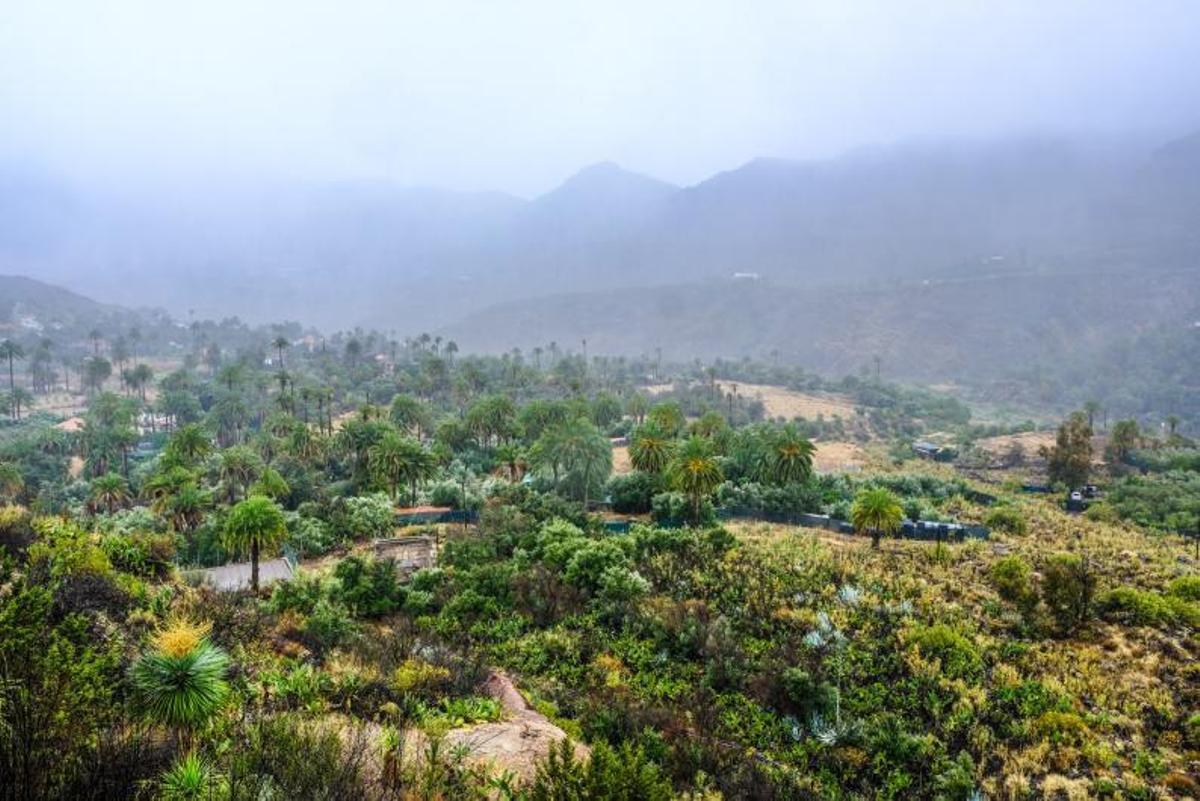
(2, 3, 1199, 799)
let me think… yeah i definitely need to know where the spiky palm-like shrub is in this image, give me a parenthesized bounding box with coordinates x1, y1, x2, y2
(159, 752, 223, 801)
(850, 487, 904, 548)
(131, 620, 229, 730)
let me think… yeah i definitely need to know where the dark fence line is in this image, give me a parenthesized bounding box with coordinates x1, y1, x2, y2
(604, 508, 988, 541)
(396, 509, 479, 526)
(400, 507, 991, 540)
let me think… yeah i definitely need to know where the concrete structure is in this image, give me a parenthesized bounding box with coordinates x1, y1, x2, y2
(196, 557, 293, 591)
(374, 535, 437, 575)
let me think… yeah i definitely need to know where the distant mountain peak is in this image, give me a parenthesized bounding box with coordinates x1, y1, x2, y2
(540, 161, 677, 202)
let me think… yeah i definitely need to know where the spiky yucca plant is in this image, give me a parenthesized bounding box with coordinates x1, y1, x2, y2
(131, 620, 229, 730)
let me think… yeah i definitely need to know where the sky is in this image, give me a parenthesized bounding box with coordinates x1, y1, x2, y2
(2, 1, 1199, 196)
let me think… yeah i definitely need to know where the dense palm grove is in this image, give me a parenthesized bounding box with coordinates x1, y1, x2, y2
(0, 323, 1198, 800)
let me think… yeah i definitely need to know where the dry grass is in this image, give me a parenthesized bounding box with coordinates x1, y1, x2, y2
(974, 431, 1057, 458)
(718, 382, 858, 421)
(611, 445, 633, 475)
(643, 381, 858, 421)
(812, 440, 868, 472)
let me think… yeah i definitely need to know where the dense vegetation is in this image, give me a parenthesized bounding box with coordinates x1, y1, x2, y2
(1, 319, 1197, 799)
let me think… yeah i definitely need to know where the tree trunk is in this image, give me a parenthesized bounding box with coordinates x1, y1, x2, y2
(871, 529, 880, 548)
(251, 539, 260, 592)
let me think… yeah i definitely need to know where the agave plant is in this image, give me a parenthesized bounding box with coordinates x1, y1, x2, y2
(131, 619, 230, 730)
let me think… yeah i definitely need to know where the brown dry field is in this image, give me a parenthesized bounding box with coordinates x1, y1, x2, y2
(811, 440, 867, 472)
(975, 430, 1057, 456)
(721, 382, 857, 420)
(645, 381, 857, 421)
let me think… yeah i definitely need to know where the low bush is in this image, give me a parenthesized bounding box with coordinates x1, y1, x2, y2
(990, 555, 1038, 615)
(1041, 553, 1096, 634)
(607, 471, 659, 514)
(984, 506, 1028, 536)
(906, 624, 983, 680)
(1098, 586, 1200, 628)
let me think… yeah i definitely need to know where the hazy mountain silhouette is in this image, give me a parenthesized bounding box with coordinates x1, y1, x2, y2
(2, 133, 1197, 334)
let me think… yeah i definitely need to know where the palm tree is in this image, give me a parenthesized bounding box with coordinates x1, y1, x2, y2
(129, 363, 154, 402)
(668, 435, 723, 524)
(629, 422, 675, 474)
(88, 472, 131, 515)
(762, 424, 815, 486)
(370, 433, 434, 503)
(221, 496, 287, 591)
(271, 336, 290, 369)
(166, 423, 213, 467)
(215, 364, 244, 393)
(389, 393, 432, 439)
(851, 487, 904, 548)
(494, 443, 527, 482)
(217, 446, 264, 503)
(0, 340, 25, 420)
(131, 619, 229, 732)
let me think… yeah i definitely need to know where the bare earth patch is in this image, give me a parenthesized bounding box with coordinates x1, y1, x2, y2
(611, 445, 632, 475)
(975, 430, 1057, 457)
(812, 440, 867, 472)
(718, 382, 857, 420)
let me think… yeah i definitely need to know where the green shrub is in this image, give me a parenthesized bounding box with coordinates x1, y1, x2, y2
(303, 598, 356, 650)
(225, 715, 368, 800)
(267, 570, 331, 615)
(285, 514, 337, 557)
(607, 471, 659, 514)
(1166, 575, 1200, 602)
(1033, 710, 1089, 746)
(333, 555, 403, 618)
(781, 667, 837, 718)
(907, 624, 983, 679)
(340, 493, 395, 540)
(651, 491, 713, 526)
(1098, 586, 1200, 628)
(1041, 553, 1095, 634)
(983, 506, 1028, 536)
(1083, 502, 1120, 524)
(990, 556, 1037, 614)
(529, 738, 673, 801)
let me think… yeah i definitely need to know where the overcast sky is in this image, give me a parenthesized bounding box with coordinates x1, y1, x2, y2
(2, 1, 1199, 196)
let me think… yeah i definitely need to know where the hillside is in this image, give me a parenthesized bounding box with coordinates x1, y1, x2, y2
(440, 270, 1200, 419)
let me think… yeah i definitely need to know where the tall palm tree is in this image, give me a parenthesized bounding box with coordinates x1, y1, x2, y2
(851, 487, 904, 548)
(668, 435, 723, 524)
(221, 496, 287, 591)
(762, 424, 815, 486)
(629, 422, 675, 474)
(271, 336, 290, 369)
(0, 340, 25, 420)
(130, 363, 154, 402)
